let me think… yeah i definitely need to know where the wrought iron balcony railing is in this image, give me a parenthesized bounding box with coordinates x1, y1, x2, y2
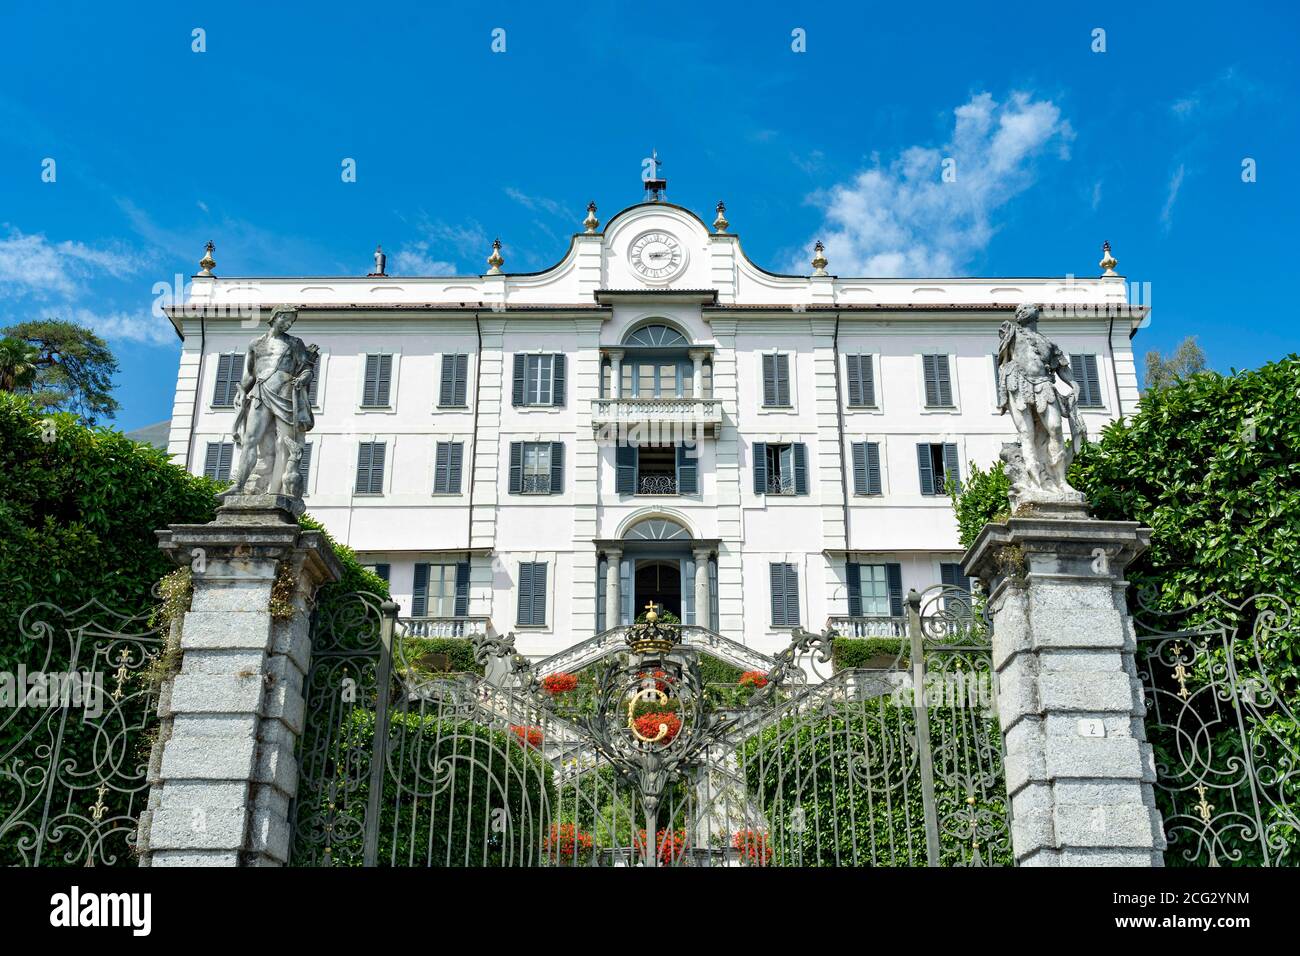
(637, 474, 678, 495)
(767, 474, 795, 495)
(520, 474, 552, 494)
(401, 615, 493, 639)
(591, 397, 722, 437)
(826, 615, 909, 638)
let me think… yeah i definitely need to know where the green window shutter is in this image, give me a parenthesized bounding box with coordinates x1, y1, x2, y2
(942, 443, 961, 492)
(355, 442, 373, 493)
(412, 563, 429, 616)
(676, 445, 698, 495)
(752, 442, 768, 494)
(551, 354, 566, 406)
(775, 354, 791, 406)
(438, 354, 459, 407)
(508, 442, 523, 494)
(935, 355, 953, 406)
(1071, 354, 1102, 407)
(762, 354, 778, 407)
(213, 353, 239, 407)
(596, 557, 607, 633)
(917, 443, 936, 496)
(376, 354, 392, 406)
(616, 445, 637, 494)
(434, 442, 450, 493)
(298, 443, 312, 489)
(922, 354, 939, 406)
(865, 442, 882, 495)
(769, 563, 787, 624)
(511, 354, 526, 406)
(517, 562, 533, 626)
(851, 442, 868, 495)
(846, 562, 862, 616)
(549, 442, 564, 494)
(846, 354, 863, 406)
(454, 561, 470, 616)
(793, 443, 809, 495)
(527, 563, 547, 626)
(886, 563, 904, 617)
(371, 563, 390, 584)
(847, 355, 874, 406)
(448, 442, 463, 493)
(940, 562, 969, 592)
(783, 564, 800, 625)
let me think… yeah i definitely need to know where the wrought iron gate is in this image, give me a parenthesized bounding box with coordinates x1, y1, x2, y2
(1135, 591, 1299, 866)
(289, 586, 1011, 867)
(0, 600, 164, 866)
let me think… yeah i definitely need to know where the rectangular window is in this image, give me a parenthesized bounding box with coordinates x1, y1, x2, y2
(362, 353, 393, 408)
(1070, 353, 1103, 408)
(212, 353, 242, 407)
(916, 442, 960, 496)
(202, 441, 233, 482)
(845, 354, 875, 407)
(517, 561, 548, 626)
(940, 562, 972, 593)
(762, 353, 792, 407)
(752, 442, 808, 495)
(512, 353, 566, 407)
(433, 441, 464, 494)
(355, 441, 386, 494)
(412, 563, 459, 617)
(509, 441, 563, 495)
(438, 353, 469, 407)
(297, 442, 313, 493)
(364, 563, 390, 584)
(851, 442, 882, 495)
(847, 563, 893, 617)
(769, 563, 800, 626)
(921, 354, 954, 408)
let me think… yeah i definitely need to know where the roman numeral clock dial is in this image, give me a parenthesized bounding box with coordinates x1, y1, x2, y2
(629, 231, 686, 282)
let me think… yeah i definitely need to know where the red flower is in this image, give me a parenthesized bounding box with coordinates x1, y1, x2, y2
(635, 669, 675, 692)
(541, 672, 579, 695)
(634, 828, 689, 864)
(632, 711, 681, 744)
(509, 725, 544, 748)
(739, 670, 770, 688)
(732, 829, 772, 865)
(544, 822, 594, 861)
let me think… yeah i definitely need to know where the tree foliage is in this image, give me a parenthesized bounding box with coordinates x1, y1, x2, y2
(1144, 334, 1208, 392)
(1, 319, 121, 424)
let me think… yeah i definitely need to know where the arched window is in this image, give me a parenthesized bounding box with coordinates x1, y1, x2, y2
(623, 324, 688, 348)
(623, 517, 692, 541)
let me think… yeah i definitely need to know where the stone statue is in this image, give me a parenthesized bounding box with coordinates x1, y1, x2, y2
(227, 306, 318, 504)
(370, 244, 386, 277)
(996, 303, 1087, 510)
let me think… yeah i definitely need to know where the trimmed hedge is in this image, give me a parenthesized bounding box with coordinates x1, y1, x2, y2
(831, 638, 909, 670)
(397, 636, 483, 675)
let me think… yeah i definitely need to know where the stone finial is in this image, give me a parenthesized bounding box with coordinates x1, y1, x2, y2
(370, 244, 387, 277)
(486, 238, 504, 275)
(713, 201, 729, 234)
(583, 201, 599, 234)
(198, 240, 216, 276)
(811, 240, 828, 276)
(1099, 240, 1119, 276)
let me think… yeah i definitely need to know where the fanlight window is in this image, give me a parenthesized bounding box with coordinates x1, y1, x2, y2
(624, 324, 688, 348)
(624, 518, 691, 541)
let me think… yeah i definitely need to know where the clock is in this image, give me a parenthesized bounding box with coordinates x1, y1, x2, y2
(628, 230, 686, 282)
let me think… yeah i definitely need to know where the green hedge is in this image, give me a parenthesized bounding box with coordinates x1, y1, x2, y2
(831, 638, 909, 670)
(396, 637, 482, 675)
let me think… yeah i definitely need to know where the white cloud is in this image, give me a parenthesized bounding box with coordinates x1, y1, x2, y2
(391, 242, 458, 276)
(504, 187, 565, 217)
(65, 306, 177, 346)
(0, 226, 144, 298)
(797, 91, 1073, 276)
(1161, 164, 1186, 230)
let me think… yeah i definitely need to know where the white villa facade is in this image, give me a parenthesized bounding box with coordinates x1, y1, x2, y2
(163, 192, 1144, 660)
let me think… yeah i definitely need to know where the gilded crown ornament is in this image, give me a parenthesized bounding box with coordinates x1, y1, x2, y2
(1099, 240, 1119, 276)
(625, 602, 678, 655)
(713, 201, 729, 233)
(486, 238, 504, 275)
(811, 240, 828, 276)
(583, 201, 599, 234)
(198, 240, 216, 276)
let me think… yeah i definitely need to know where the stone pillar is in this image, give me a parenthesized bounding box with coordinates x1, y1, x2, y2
(137, 494, 341, 866)
(693, 548, 711, 630)
(688, 348, 708, 399)
(607, 349, 624, 399)
(605, 547, 622, 630)
(963, 514, 1165, 866)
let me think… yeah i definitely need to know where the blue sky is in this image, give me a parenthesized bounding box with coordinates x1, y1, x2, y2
(1, 0, 1296, 431)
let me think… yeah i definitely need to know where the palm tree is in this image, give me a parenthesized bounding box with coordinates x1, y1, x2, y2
(0, 336, 39, 392)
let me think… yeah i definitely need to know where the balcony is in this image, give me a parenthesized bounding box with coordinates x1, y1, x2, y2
(827, 615, 908, 638)
(401, 616, 492, 640)
(591, 398, 722, 438)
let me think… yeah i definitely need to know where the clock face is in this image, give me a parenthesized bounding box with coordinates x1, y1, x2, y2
(629, 231, 686, 281)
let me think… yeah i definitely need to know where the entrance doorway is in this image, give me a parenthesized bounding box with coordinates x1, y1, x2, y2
(635, 560, 682, 619)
